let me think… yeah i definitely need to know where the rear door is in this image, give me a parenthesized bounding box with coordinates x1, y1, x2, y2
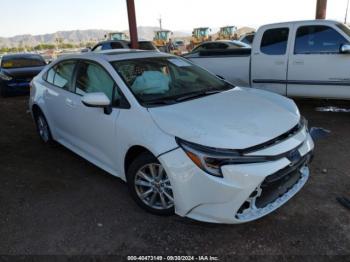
(43, 60, 78, 143)
(287, 23, 350, 99)
(251, 26, 292, 95)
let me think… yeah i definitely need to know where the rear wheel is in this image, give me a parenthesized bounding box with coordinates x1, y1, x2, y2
(34, 111, 53, 144)
(127, 153, 174, 215)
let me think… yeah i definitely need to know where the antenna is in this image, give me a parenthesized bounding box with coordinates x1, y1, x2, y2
(346, 0, 350, 24)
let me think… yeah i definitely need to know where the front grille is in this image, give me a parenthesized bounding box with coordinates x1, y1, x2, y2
(236, 151, 313, 217)
(255, 152, 312, 208)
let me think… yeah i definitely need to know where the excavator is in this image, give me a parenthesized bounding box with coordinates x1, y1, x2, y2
(189, 27, 211, 49)
(216, 26, 238, 40)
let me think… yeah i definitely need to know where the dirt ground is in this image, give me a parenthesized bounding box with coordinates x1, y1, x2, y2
(0, 96, 349, 260)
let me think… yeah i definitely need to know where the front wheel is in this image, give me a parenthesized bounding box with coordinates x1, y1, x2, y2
(127, 153, 175, 215)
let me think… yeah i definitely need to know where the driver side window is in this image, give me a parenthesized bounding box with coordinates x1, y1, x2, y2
(74, 61, 121, 105)
(294, 25, 347, 54)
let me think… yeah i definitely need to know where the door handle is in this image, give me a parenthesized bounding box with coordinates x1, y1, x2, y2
(274, 60, 285, 65)
(293, 60, 304, 65)
(65, 98, 76, 108)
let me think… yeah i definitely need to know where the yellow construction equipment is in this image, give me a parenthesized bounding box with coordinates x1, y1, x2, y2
(190, 27, 211, 49)
(153, 30, 172, 49)
(107, 32, 128, 41)
(217, 26, 238, 40)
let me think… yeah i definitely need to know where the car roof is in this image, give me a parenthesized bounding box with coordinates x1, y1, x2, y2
(95, 39, 152, 45)
(55, 49, 172, 62)
(259, 19, 341, 29)
(199, 40, 246, 45)
(2, 53, 43, 59)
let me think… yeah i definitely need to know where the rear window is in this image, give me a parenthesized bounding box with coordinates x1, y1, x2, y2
(138, 42, 156, 51)
(127, 42, 156, 51)
(1, 55, 46, 69)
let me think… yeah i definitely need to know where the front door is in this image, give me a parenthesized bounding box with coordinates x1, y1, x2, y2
(287, 24, 350, 99)
(251, 26, 291, 95)
(67, 61, 122, 171)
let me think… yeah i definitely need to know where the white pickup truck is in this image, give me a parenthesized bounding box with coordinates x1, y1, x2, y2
(184, 20, 350, 99)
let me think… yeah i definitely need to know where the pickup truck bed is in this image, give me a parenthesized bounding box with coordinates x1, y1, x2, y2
(184, 49, 252, 87)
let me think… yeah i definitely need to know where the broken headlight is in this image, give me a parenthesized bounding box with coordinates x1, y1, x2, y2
(176, 137, 269, 177)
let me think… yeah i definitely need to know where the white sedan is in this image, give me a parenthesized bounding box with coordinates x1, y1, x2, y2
(29, 50, 314, 224)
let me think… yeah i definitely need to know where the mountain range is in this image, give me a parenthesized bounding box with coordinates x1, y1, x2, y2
(0, 27, 192, 48)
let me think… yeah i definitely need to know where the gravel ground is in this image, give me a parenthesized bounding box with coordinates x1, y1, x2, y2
(0, 96, 349, 260)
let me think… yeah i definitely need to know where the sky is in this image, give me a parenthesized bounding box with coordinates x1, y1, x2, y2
(1, 0, 350, 37)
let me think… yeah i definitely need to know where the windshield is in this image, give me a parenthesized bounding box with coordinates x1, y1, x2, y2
(337, 23, 350, 38)
(195, 29, 209, 37)
(112, 57, 233, 107)
(222, 27, 235, 35)
(156, 31, 170, 40)
(110, 33, 126, 40)
(1, 55, 46, 69)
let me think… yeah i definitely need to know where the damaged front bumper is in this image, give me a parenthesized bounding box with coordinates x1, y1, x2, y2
(158, 126, 314, 224)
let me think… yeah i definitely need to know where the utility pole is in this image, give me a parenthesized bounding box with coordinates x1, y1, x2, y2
(158, 15, 162, 30)
(126, 0, 138, 49)
(345, 0, 350, 24)
(316, 0, 327, 19)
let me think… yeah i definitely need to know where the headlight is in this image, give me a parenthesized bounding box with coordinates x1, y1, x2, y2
(0, 71, 12, 81)
(176, 138, 269, 177)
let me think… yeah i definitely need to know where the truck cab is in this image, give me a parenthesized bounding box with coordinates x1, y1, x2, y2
(252, 20, 350, 98)
(185, 20, 350, 100)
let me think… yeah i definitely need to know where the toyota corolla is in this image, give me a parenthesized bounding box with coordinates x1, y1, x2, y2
(29, 50, 314, 224)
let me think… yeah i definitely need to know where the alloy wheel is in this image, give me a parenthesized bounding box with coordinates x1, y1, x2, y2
(37, 115, 50, 142)
(134, 163, 174, 210)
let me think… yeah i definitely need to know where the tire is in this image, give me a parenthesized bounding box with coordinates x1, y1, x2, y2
(127, 152, 175, 216)
(34, 110, 53, 144)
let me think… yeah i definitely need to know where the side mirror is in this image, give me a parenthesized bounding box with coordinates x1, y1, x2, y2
(81, 92, 112, 114)
(340, 43, 350, 54)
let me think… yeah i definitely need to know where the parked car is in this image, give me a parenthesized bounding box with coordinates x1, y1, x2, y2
(184, 20, 350, 100)
(29, 50, 314, 224)
(0, 53, 46, 96)
(91, 40, 158, 52)
(173, 39, 188, 54)
(239, 33, 255, 45)
(190, 40, 250, 54)
(174, 40, 185, 47)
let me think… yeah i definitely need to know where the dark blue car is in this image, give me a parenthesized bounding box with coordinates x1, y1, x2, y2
(0, 53, 46, 96)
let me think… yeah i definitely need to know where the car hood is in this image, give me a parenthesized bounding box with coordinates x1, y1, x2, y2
(148, 87, 300, 149)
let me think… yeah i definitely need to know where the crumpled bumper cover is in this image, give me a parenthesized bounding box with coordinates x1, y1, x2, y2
(158, 131, 314, 224)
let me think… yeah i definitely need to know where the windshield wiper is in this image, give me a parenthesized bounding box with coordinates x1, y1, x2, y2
(143, 89, 227, 107)
(143, 99, 177, 107)
(174, 90, 221, 102)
